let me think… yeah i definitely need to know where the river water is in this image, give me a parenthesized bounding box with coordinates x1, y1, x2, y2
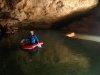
(0, 30, 100, 75)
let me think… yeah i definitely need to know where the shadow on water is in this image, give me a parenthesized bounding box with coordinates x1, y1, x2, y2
(20, 47, 39, 60)
(0, 34, 26, 75)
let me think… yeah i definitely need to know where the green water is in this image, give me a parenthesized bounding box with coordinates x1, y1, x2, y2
(0, 30, 100, 75)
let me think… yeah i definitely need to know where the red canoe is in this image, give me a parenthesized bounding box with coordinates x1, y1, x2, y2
(20, 41, 43, 50)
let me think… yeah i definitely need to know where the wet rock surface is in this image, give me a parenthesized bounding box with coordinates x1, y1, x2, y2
(0, 19, 19, 33)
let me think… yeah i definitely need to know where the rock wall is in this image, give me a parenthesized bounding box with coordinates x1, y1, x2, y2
(0, 0, 98, 24)
(61, 15, 100, 34)
(0, 0, 99, 33)
(0, 19, 19, 33)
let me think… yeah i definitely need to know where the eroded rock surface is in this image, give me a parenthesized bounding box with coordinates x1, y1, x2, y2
(0, 0, 99, 33)
(0, 0, 98, 24)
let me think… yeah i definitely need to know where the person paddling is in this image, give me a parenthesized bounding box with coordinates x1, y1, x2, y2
(21, 30, 39, 44)
(21, 30, 40, 61)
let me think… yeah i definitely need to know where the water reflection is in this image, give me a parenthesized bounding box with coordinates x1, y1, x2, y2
(0, 30, 91, 75)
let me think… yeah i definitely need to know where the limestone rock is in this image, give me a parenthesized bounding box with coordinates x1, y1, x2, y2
(11, 0, 98, 23)
(0, 19, 19, 33)
(0, 0, 99, 24)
